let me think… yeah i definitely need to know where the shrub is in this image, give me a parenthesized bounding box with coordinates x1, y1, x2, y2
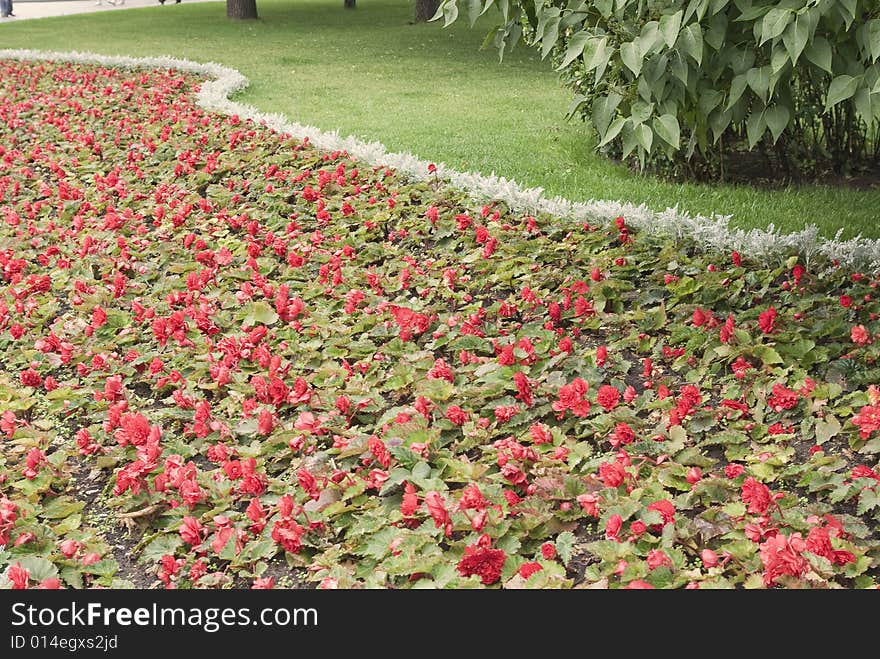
(436, 0, 880, 181)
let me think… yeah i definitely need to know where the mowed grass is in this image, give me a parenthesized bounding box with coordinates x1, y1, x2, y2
(1, 0, 878, 239)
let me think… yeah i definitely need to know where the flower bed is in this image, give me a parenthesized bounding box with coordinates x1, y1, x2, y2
(0, 58, 878, 589)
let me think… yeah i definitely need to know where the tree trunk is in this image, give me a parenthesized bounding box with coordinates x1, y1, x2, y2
(414, 0, 441, 21)
(227, 0, 258, 19)
(344, 0, 355, 8)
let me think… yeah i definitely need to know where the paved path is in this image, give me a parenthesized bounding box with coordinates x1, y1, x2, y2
(2, 0, 218, 21)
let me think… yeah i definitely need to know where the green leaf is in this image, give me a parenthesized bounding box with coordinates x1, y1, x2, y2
(760, 8, 792, 45)
(555, 531, 575, 567)
(40, 496, 85, 519)
(139, 533, 184, 565)
(825, 75, 859, 111)
(442, 0, 459, 27)
(246, 301, 278, 326)
(782, 14, 811, 65)
(680, 24, 704, 66)
(620, 40, 643, 77)
(764, 104, 790, 142)
(805, 37, 833, 74)
(854, 87, 874, 121)
(856, 488, 880, 515)
(634, 123, 654, 153)
(746, 110, 766, 148)
(653, 114, 681, 149)
(592, 92, 622, 136)
(727, 73, 748, 110)
(540, 15, 561, 60)
(557, 31, 591, 70)
(583, 36, 612, 82)
(597, 116, 627, 148)
(746, 66, 770, 103)
(867, 20, 880, 63)
(815, 415, 841, 445)
(15, 556, 59, 583)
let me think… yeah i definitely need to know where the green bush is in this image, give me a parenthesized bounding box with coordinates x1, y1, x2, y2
(436, 0, 880, 181)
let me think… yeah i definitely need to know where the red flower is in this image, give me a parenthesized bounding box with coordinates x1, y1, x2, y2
(540, 542, 557, 560)
(852, 404, 880, 439)
(805, 526, 856, 566)
(840, 295, 852, 308)
(529, 423, 552, 445)
(513, 371, 533, 407)
(257, 408, 274, 435)
(768, 383, 799, 411)
(427, 358, 455, 382)
(758, 306, 777, 334)
(424, 491, 452, 537)
(552, 378, 591, 418)
(701, 549, 719, 568)
(647, 499, 675, 526)
(646, 549, 672, 570)
(596, 385, 620, 412)
(719, 314, 735, 343)
(624, 579, 654, 589)
(458, 483, 488, 511)
(271, 516, 304, 554)
(518, 562, 543, 579)
(610, 422, 635, 447)
(7, 563, 29, 589)
(576, 493, 600, 517)
(19, 368, 42, 388)
(741, 477, 772, 514)
(179, 516, 206, 546)
(725, 463, 745, 479)
(605, 514, 623, 541)
(760, 533, 807, 587)
(457, 534, 506, 585)
(401, 481, 420, 517)
(444, 405, 469, 426)
(851, 324, 870, 345)
(114, 412, 156, 447)
(599, 461, 626, 488)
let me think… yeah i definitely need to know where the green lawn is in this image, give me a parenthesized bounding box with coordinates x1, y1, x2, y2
(1, 0, 878, 239)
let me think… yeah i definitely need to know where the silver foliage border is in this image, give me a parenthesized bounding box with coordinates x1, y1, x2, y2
(2, 48, 878, 272)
